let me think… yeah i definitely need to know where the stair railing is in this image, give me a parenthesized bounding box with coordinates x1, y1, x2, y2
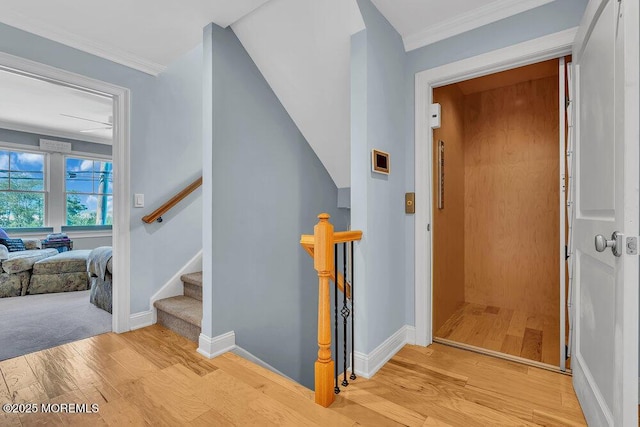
(300, 213, 362, 407)
(142, 177, 202, 224)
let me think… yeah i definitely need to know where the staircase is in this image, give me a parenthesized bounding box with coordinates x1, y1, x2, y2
(153, 272, 202, 342)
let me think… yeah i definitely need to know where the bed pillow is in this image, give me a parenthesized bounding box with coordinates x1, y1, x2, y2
(0, 228, 8, 239)
(0, 238, 25, 252)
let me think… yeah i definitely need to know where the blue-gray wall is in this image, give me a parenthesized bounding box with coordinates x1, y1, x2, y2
(353, 0, 408, 354)
(0, 128, 112, 156)
(402, 0, 588, 326)
(406, 0, 588, 74)
(134, 44, 203, 312)
(0, 23, 203, 314)
(202, 23, 348, 389)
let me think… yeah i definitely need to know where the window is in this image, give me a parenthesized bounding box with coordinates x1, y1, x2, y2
(0, 146, 113, 232)
(0, 149, 46, 227)
(65, 157, 113, 226)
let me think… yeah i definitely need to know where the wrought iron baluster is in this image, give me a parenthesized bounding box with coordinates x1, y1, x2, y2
(341, 243, 349, 387)
(334, 244, 340, 394)
(350, 241, 356, 381)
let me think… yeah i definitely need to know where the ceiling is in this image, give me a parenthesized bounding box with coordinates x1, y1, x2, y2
(0, 0, 271, 74)
(0, 0, 555, 75)
(0, 69, 114, 144)
(371, 0, 554, 51)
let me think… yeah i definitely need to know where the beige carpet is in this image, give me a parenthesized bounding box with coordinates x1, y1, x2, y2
(0, 290, 111, 361)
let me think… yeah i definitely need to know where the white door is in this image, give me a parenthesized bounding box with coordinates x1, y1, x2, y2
(571, 0, 638, 425)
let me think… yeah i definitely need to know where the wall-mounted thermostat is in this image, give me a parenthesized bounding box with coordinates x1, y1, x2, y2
(430, 103, 441, 129)
(372, 149, 390, 175)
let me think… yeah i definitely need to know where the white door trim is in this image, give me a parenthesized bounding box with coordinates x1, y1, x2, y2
(558, 56, 567, 372)
(413, 27, 577, 347)
(0, 51, 132, 333)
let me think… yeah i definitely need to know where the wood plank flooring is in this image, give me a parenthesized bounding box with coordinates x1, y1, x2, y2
(435, 302, 561, 366)
(0, 324, 586, 426)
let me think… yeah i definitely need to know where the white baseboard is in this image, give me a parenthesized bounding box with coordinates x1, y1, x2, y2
(196, 331, 296, 382)
(354, 325, 415, 379)
(197, 331, 236, 359)
(405, 325, 416, 345)
(129, 310, 154, 330)
(150, 250, 202, 323)
(232, 346, 295, 382)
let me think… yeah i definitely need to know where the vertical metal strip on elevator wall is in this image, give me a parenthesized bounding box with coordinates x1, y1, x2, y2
(437, 140, 444, 210)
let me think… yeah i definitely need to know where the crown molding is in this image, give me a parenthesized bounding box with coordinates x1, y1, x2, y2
(403, 0, 554, 52)
(0, 10, 166, 76)
(0, 120, 112, 145)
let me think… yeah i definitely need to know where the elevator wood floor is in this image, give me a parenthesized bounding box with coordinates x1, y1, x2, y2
(0, 324, 586, 426)
(435, 303, 561, 367)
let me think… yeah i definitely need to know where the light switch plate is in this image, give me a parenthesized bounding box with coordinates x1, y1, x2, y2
(134, 194, 144, 208)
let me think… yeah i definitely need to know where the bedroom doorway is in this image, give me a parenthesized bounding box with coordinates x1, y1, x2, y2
(430, 58, 570, 371)
(0, 51, 130, 345)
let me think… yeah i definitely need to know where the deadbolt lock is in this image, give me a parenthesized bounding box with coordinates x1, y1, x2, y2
(627, 236, 638, 255)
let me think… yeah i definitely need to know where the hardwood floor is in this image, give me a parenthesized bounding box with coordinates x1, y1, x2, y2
(0, 324, 586, 426)
(435, 302, 561, 367)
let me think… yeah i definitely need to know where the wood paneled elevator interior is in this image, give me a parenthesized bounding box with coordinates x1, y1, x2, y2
(432, 59, 566, 367)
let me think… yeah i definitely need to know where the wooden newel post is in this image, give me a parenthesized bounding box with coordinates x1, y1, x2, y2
(313, 213, 335, 407)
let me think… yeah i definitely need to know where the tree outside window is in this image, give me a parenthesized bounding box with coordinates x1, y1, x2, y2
(65, 157, 113, 226)
(0, 150, 45, 228)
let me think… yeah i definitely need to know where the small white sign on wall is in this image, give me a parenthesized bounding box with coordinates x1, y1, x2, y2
(40, 139, 72, 153)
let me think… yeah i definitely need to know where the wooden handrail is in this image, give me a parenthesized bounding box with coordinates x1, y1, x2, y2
(301, 213, 363, 407)
(333, 230, 363, 243)
(300, 230, 362, 247)
(142, 177, 202, 224)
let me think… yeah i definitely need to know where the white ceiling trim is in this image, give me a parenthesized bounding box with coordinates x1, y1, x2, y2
(402, 0, 555, 52)
(0, 10, 166, 76)
(0, 120, 112, 145)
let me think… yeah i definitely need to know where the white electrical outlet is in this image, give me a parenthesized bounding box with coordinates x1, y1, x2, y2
(134, 194, 144, 208)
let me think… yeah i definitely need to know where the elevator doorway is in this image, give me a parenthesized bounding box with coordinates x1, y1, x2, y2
(431, 58, 570, 371)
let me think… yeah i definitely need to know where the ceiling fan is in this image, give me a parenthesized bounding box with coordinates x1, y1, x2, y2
(60, 113, 113, 133)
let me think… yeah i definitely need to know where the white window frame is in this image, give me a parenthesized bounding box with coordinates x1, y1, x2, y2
(0, 143, 50, 228)
(0, 141, 112, 236)
(63, 153, 113, 229)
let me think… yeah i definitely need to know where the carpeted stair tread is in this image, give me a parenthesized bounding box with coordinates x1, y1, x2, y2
(181, 272, 202, 287)
(154, 296, 202, 327)
(182, 272, 202, 302)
